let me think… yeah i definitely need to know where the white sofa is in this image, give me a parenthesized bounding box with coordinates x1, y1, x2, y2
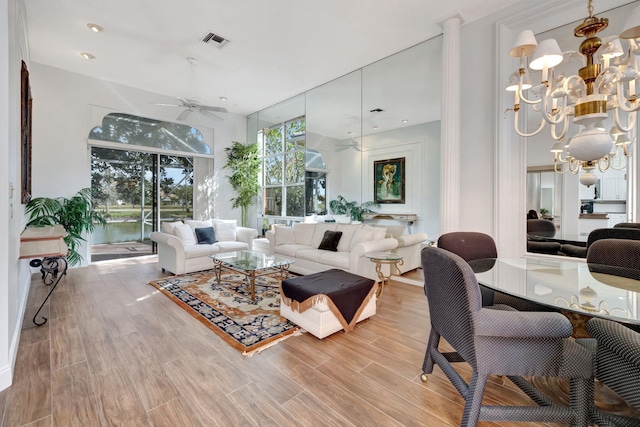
(150, 219, 258, 275)
(393, 233, 429, 274)
(265, 222, 399, 281)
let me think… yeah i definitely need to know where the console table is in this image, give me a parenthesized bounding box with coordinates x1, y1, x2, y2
(361, 213, 418, 233)
(20, 225, 68, 326)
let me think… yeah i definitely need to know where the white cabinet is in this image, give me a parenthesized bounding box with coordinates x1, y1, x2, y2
(601, 173, 627, 200)
(607, 214, 627, 228)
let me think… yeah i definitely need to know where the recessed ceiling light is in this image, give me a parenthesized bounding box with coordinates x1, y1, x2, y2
(80, 52, 95, 60)
(219, 96, 227, 101)
(402, 119, 409, 123)
(372, 126, 379, 130)
(87, 23, 103, 33)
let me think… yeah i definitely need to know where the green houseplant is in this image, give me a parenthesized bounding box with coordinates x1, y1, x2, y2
(329, 195, 379, 222)
(25, 188, 106, 266)
(224, 141, 260, 227)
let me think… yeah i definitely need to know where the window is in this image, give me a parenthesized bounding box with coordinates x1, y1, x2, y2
(260, 117, 306, 218)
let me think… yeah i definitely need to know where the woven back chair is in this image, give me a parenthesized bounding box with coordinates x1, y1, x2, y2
(613, 222, 640, 229)
(587, 227, 640, 247)
(420, 247, 594, 427)
(587, 238, 640, 269)
(586, 318, 640, 426)
(526, 219, 556, 238)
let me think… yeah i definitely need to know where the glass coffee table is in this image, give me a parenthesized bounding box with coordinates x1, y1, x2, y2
(210, 250, 295, 300)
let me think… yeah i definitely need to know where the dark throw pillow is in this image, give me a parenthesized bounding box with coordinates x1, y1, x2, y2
(318, 230, 343, 252)
(195, 227, 217, 244)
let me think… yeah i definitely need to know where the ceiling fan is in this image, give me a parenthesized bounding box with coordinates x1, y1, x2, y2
(335, 140, 361, 152)
(152, 57, 227, 121)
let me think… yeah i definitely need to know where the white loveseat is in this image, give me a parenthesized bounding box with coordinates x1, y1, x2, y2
(150, 219, 258, 275)
(265, 222, 399, 281)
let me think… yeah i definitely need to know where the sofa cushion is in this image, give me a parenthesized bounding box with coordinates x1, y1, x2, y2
(195, 227, 217, 244)
(173, 222, 197, 246)
(311, 223, 338, 248)
(183, 244, 219, 259)
(350, 227, 374, 250)
(185, 219, 212, 235)
(293, 223, 316, 246)
(215, 241, 249, 252)
(296, 249, 323, 263)
(363, 225, 387, 241)
(274, 226, 296, 245)
(161, 220, 183, 234)
(318, 251, 350, 269)
(212, 219, 237, 241)
(275, 244, 313, 258)
(318, 230, 343, 252)
(336, 224, 361, 252)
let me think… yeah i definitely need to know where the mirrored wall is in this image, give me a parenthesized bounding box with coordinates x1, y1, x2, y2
(247, 35, 443, 238)
(526, 1, 638, 245)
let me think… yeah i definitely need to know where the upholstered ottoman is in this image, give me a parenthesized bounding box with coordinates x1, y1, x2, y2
(279, 269, 377, 339)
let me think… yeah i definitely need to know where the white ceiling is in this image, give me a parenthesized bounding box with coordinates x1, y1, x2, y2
(23, 0, 523, 116)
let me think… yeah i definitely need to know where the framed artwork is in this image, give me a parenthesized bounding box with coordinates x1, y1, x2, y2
(374, 157, 405, 204)
(21, 60, 32, 204)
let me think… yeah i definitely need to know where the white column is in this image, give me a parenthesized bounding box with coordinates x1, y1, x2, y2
(437, 11, 465, 235)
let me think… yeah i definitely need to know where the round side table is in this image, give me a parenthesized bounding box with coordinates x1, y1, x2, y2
(365, 252, 404, 304)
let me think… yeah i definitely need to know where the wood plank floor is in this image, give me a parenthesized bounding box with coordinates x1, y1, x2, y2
(0, 256, 563, 427)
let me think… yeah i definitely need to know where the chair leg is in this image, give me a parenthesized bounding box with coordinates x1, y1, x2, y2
(421, 328, 440, 381)
(461, 371, 487, 427)
(569, 377, 593, 427)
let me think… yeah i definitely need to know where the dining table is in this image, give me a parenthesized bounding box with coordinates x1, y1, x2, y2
(468, 256, 640, 420)
(468, 257, 640, 329)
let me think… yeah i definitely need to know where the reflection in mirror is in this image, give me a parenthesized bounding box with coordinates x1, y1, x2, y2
(249, 35, 443, 238)
(526, 2, 637, 249)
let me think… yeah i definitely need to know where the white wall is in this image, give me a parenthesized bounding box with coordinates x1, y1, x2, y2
(1, 0, 31, 391)
(320, 121, 440, 237)
(29, 63, 248, 264)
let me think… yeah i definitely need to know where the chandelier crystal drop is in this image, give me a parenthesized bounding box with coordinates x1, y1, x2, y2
(506, 0, 640, 185)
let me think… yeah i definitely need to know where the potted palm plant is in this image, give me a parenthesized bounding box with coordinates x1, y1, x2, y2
(25, 188, 106, 266)
(224, 141, 260, 227)
(329, 195, 379, 222)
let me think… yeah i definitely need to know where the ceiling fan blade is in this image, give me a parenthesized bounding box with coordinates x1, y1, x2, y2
(176, 96, 192, 105)
(199, 109, 224, 121)
(354, 146, 362, 151)
(153, 102, 182, 107)
(176, 109, 191, 121)
(335, 146, 349, 152)
(199, 105, 228, 113)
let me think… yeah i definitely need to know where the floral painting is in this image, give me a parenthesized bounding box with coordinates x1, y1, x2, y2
(374, 157, 405, 204)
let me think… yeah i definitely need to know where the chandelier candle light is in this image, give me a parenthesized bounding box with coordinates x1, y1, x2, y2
(506, 0, 640, 186)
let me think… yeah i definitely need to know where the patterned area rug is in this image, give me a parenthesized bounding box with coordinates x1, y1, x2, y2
(148, 268, 300, 356)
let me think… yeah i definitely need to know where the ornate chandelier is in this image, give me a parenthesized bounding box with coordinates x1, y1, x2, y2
(506, 0, 640, 186)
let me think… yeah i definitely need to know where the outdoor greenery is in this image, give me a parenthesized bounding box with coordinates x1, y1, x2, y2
(261, 117, 306, 217)
(25, 188, 106, 266)
(224, 141, 260, 227)
(329, 195, 379, 221)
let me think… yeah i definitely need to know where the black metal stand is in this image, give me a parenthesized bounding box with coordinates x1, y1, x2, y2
(29, 256, 68, 326)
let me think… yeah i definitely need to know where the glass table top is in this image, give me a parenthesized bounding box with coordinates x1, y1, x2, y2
(365, 252, 404, 261)
(469, 257, 640, 325)
(210, 250, 294, 271)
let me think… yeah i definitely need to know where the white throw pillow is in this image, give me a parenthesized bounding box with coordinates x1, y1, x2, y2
(350, 228, 374, 250)
(173, 222, 197, 246)
(274, 226, 296, 246)
(184, 219, 212, 236)
(336, 224, 361, 252)
(212, 220, 237, 242)
(333, 214, 351, 224)
(161, 221, 183, 234)
(310, 223, 338, 248)
(363, 225, 387, 241)
(293, 223, 316, 246)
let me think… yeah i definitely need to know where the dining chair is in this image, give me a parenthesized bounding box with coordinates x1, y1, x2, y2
(562, 227, 640, 258)
(613, 222, 640, 229)
(586, 238, 640, 270)
(586, 318, 640, 426)
(437, 232, 551, 311)
(421, 247, 595, 427)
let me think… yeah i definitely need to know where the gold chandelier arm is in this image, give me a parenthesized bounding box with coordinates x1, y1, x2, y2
(613, 107, 637, 133)
(514, 110, 546, 137)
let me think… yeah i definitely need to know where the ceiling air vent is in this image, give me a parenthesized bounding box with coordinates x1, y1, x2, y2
(201, 32, 230, 48)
